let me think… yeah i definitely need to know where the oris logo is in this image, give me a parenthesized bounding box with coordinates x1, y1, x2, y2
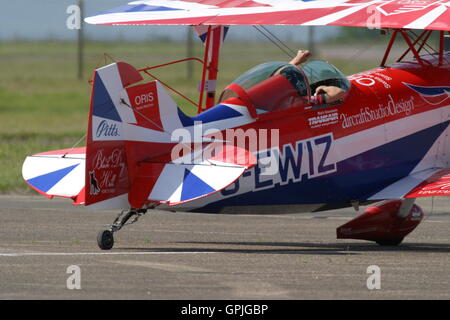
(134, 92, 154, 105)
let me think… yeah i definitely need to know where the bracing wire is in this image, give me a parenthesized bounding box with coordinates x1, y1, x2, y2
(259, 25, 297, 57)
(253, 25, 296, 59)
(62, 133, 87, 158)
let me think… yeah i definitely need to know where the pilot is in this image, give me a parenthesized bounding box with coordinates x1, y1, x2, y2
(289, 50, 346, 105)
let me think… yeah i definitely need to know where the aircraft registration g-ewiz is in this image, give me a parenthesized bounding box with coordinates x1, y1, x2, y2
(22, 0, 450, 250)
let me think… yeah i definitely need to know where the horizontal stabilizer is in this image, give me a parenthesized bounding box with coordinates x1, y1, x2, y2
(128, 145, 256, 208)
(22, 147, 86, 204)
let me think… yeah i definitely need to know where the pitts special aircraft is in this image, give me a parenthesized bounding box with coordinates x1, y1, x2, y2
(22, 0, 450, 250)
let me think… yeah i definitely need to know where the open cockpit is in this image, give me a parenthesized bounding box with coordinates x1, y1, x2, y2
(219, 60, 350, 114)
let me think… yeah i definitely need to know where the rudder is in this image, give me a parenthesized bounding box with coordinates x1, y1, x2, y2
(85, 62, 143, 209)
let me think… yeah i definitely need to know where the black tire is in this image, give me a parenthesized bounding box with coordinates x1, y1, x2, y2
(375, 238, 404, 246)
(97, 230, 114, 250)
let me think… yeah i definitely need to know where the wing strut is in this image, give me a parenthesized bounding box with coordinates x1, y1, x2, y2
(197, 25, 226, 113)
(381, 29, 450, 67)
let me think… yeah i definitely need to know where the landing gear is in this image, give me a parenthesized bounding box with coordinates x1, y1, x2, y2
(337, 198, 423, 246)
(97, 230, 114, 250)
(97, 209, 147, 250)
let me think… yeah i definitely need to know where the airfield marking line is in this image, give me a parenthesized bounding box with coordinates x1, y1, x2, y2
(150, 228, 267, 236)
(0, 251, 217, 257)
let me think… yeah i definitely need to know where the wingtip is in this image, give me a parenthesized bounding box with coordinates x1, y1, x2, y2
(84, 16, 100, 25)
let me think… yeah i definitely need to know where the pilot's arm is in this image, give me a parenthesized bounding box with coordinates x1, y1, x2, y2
(314, 85, 346, 104)
(289, 50, 311, 66)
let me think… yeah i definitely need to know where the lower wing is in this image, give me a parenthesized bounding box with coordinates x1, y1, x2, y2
(368, 168, 450, 200)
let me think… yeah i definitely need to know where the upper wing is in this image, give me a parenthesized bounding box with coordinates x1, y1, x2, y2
(368, 168, 450, 200)
(85, 0, 450, 31)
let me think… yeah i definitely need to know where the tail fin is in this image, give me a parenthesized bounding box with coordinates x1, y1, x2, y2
(85, 61, 206, 208)
(86, 61, 256, 210)
(85, 62, 143, 208)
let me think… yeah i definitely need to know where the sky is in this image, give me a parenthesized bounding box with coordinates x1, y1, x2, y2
(0, 0, 339, 42)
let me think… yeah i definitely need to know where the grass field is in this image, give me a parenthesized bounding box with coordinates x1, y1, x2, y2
(0, 40, 380, 193)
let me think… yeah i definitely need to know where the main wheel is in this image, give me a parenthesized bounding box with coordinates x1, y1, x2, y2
(375, 238, 404, 246)
(97, 230, 114, 250)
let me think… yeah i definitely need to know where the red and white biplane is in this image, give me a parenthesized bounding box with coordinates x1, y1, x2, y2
(22, 0, 450, 249)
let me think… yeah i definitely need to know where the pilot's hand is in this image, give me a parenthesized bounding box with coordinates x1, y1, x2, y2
(315, 85, 346, 104)
(289, 50, 311, 66)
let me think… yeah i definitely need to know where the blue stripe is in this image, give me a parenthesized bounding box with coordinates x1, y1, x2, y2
(223, 27, 229, 40)
(197, 26, 229, 44)
(92, 74, 122, 122)
(199, 33, 207, 44)
(27, 164, 79, 193)
(405, 83, 450, 96)
(178, 108, 195, 127)
(178, 104, 242, 127)
(195, 121, 450, 212)
(103, 4, 181, 14)
(181, 169, 215, 201)
(193, 105, 242, 123)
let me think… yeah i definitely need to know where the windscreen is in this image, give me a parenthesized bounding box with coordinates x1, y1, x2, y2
(231, 61, 287, 90)
(302, 60, 350, 92)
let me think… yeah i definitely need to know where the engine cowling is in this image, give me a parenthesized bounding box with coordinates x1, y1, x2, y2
(336, 199, 424, 246)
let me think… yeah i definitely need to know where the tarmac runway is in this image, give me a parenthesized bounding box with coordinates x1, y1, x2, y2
(0, 195, 448, 300)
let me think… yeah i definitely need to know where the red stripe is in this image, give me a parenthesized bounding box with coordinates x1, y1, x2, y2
(36, 147, 86, 156)
(72, 187, 86, 205)
(128, 162, 165, 208)
(428, 8, 450, 30)
(200, 7, 345, 25)
(116, 62, 143, 88)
